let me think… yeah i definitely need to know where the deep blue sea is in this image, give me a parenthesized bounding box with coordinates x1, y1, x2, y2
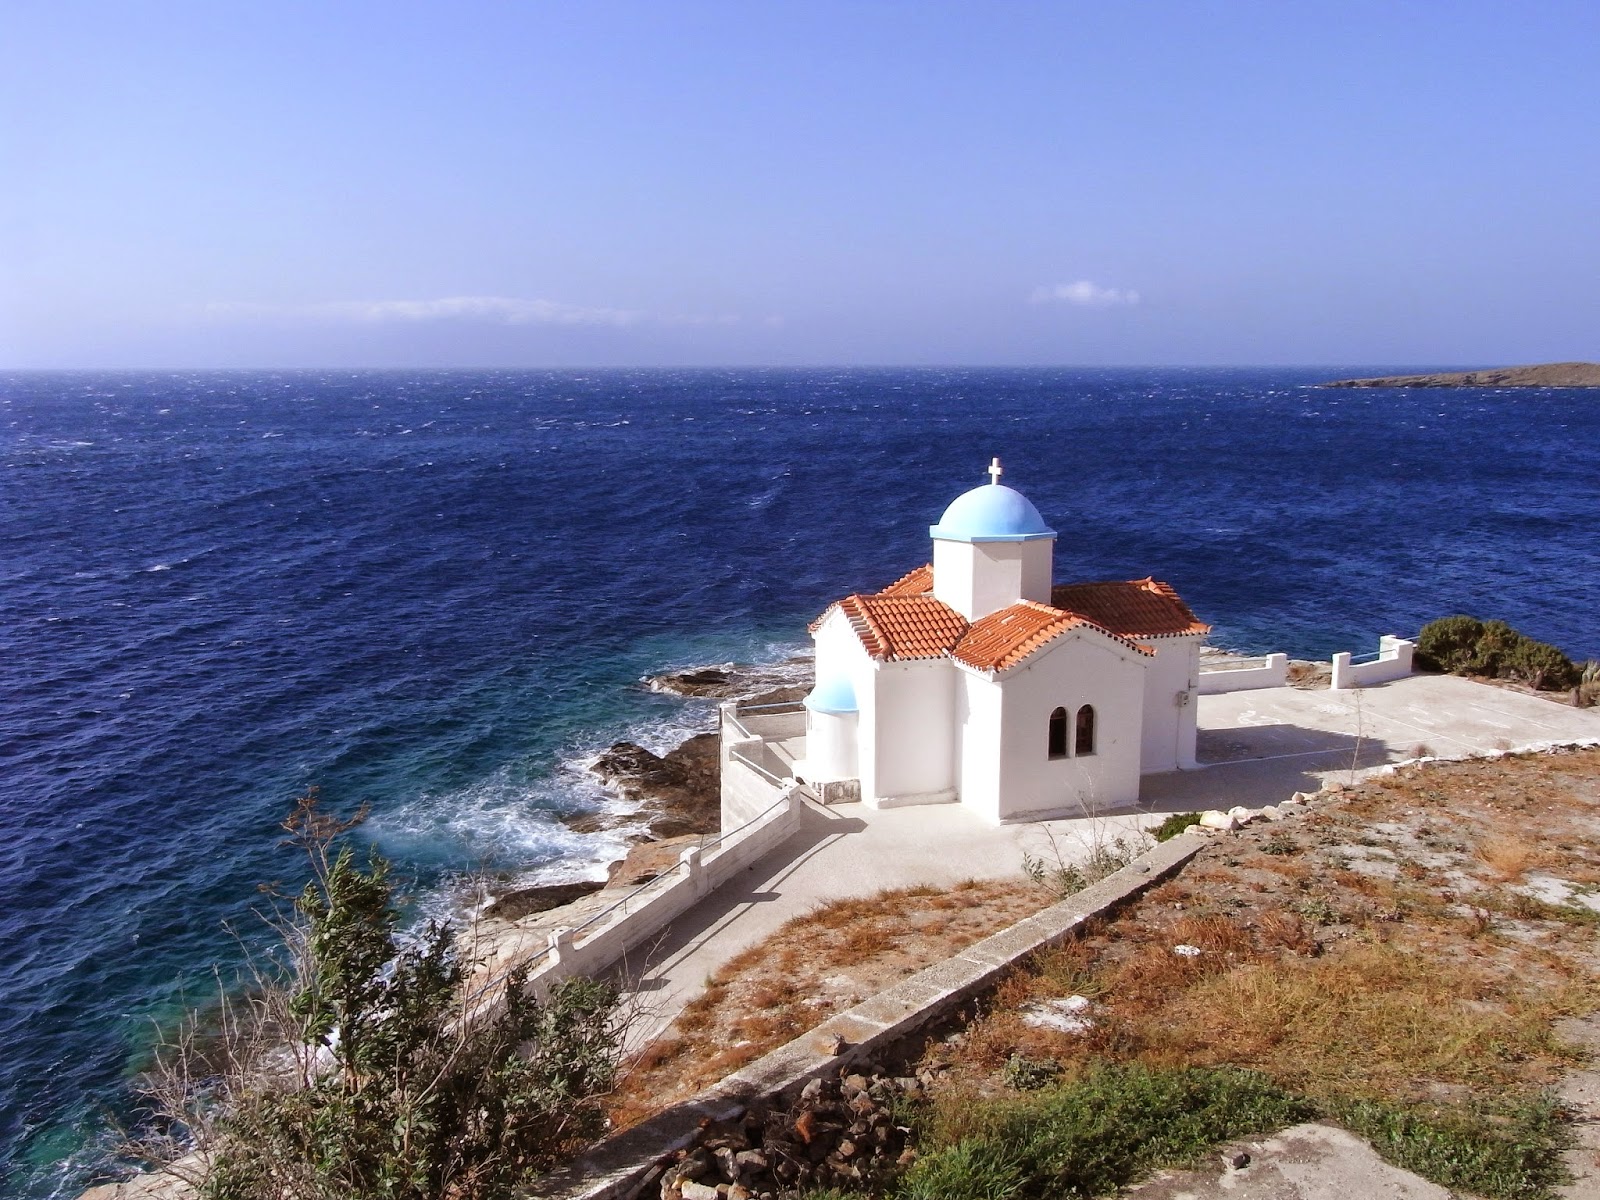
(3, 367, 1598, 1196)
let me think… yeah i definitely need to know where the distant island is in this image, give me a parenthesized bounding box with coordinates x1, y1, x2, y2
(1323, 361, 1600, 388)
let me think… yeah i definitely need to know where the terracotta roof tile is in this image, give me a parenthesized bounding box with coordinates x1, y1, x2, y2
(812, 593, 968, 660)
(877, 563, 933, 597)
(953, 601, 1152, 672)
(1050, 577, 1210, 639)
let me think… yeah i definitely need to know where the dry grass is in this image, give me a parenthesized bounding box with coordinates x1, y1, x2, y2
(608, 876, 1053, 1129)
(1474, 833, 1537, 882)
(937, 747, 1600, 1121)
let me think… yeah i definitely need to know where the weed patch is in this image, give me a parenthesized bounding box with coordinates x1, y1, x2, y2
(906, 1064, 1309, 1200)
(1150, 812, 1201, 842)
(1332, 1092, 1570, 1199)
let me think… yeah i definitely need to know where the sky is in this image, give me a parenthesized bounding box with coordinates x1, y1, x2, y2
(3, 1, 1598, 369)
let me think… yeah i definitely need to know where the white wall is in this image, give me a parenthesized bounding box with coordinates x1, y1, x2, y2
(1139, 636, 1203, 772)
(807, 611, 874, 783)
(863, 659, 958, 805)
(1332, 636, 1415, 689)
(804, 708, 858, 780)
(932, 538, 1054, 620)
(956, 671, 1004, 821)
(1197, 653, 1290, 694)
(526, 785, 808, 1001)
(978, 632, 1147, 823)
(722, 749, 786, 828)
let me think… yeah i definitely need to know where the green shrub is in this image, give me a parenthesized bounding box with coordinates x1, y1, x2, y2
(1416, 615, 1577, 691)
(1472, 619, 1523, 675)
(1505, 639, 1580, 691)
(149, 794, 623, 1200)
(902, 1064, 1309, 1199)
(1150, 812, 1202, 842)
(1416, 615, 1484, 673)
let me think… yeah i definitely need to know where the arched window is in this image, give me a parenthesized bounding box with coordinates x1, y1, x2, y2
(1047, 706, 1068, 759)
(1075, 705, 1096, 756)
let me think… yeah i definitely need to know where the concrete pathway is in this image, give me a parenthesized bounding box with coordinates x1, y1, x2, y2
(617, 676, 1600, 1044)
(1125, 1123, 1452, 1199)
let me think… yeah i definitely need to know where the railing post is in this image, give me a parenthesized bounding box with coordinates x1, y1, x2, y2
(547, 926, 575, 966)
(1331, 651, 1352, 690)
(679, 845, 707, 896)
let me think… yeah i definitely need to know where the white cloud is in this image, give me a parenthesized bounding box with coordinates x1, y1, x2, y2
(204, 295, 745, 329)
(1029, 281, 1140, 308)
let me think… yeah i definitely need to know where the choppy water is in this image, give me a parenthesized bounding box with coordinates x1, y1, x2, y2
(3, 367, 1597, 1195)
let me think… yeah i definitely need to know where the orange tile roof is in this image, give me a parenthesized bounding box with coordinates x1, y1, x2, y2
(877, 563, 933, 597)
(814, 574, 1199, 669)
(813, 592, 968, 660)
(1050, 577, 1210, 639)
(953, 601, 1152, 672)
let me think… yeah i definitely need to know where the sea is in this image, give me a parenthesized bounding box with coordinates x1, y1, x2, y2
(3, 367, 1597, 1196)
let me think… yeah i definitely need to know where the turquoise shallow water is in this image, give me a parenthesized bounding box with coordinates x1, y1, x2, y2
(3, 367, 1597, 1196)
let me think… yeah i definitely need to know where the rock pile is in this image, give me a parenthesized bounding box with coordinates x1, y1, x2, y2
(658, 1069, 924, 1200)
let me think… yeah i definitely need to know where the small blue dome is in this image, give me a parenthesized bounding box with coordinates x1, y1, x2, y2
(804, 673, 858, 715)
(930, 484, 1056, 543)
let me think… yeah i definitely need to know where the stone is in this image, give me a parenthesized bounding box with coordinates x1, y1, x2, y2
(1224, 1149, 1252, 1170)
(577, 733, 724, 841)
(679, 1182, 722, 1200)
(645, 656, 812, 700)
(604, 833, 706, 886)
(1260, 805, 1284, 821)
(1198, 809, 1238, 831)
(1227, 805, 1254, 824)
(480, 879, 604, 922)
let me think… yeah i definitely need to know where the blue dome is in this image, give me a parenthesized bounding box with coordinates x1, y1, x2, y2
(804, 673, 858, 715)
(930, 483, 1056, 543)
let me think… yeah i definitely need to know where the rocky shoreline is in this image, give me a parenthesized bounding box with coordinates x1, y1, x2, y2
(478, 653, 812, 923)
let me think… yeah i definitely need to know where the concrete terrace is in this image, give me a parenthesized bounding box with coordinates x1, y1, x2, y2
(616, 675, 1600, 1045)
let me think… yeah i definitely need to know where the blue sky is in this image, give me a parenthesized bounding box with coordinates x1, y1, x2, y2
(4, 1, 1597, 368)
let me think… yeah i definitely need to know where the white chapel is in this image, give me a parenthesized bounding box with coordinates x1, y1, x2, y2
(796, 460, 1210, 824)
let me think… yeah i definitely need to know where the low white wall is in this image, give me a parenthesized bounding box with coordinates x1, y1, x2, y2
(1332, 636, 1415, 690)
(522, 785, 807, 998)
(1198, 653, 1288, 694)
(721, 748, 788, 830)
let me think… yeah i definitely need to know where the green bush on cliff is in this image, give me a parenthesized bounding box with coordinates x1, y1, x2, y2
(1416, 616, 1577, 691)
(1415, 616, 1485, 674)
(151, 793, 622, 1200)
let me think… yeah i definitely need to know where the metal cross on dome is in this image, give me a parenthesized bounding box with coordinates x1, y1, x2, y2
(988, 457, 1003, 485)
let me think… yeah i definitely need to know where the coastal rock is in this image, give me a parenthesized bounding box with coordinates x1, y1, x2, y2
(607, 834, 705, 886)
(1287, 659, 1333, 689)
(579, 733, 722, 838)
(1322, 361, 1600, 389)
(646, 655, 813, 701)
(481, 879, 605, 923)
(1199, 809, 1238, 832)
